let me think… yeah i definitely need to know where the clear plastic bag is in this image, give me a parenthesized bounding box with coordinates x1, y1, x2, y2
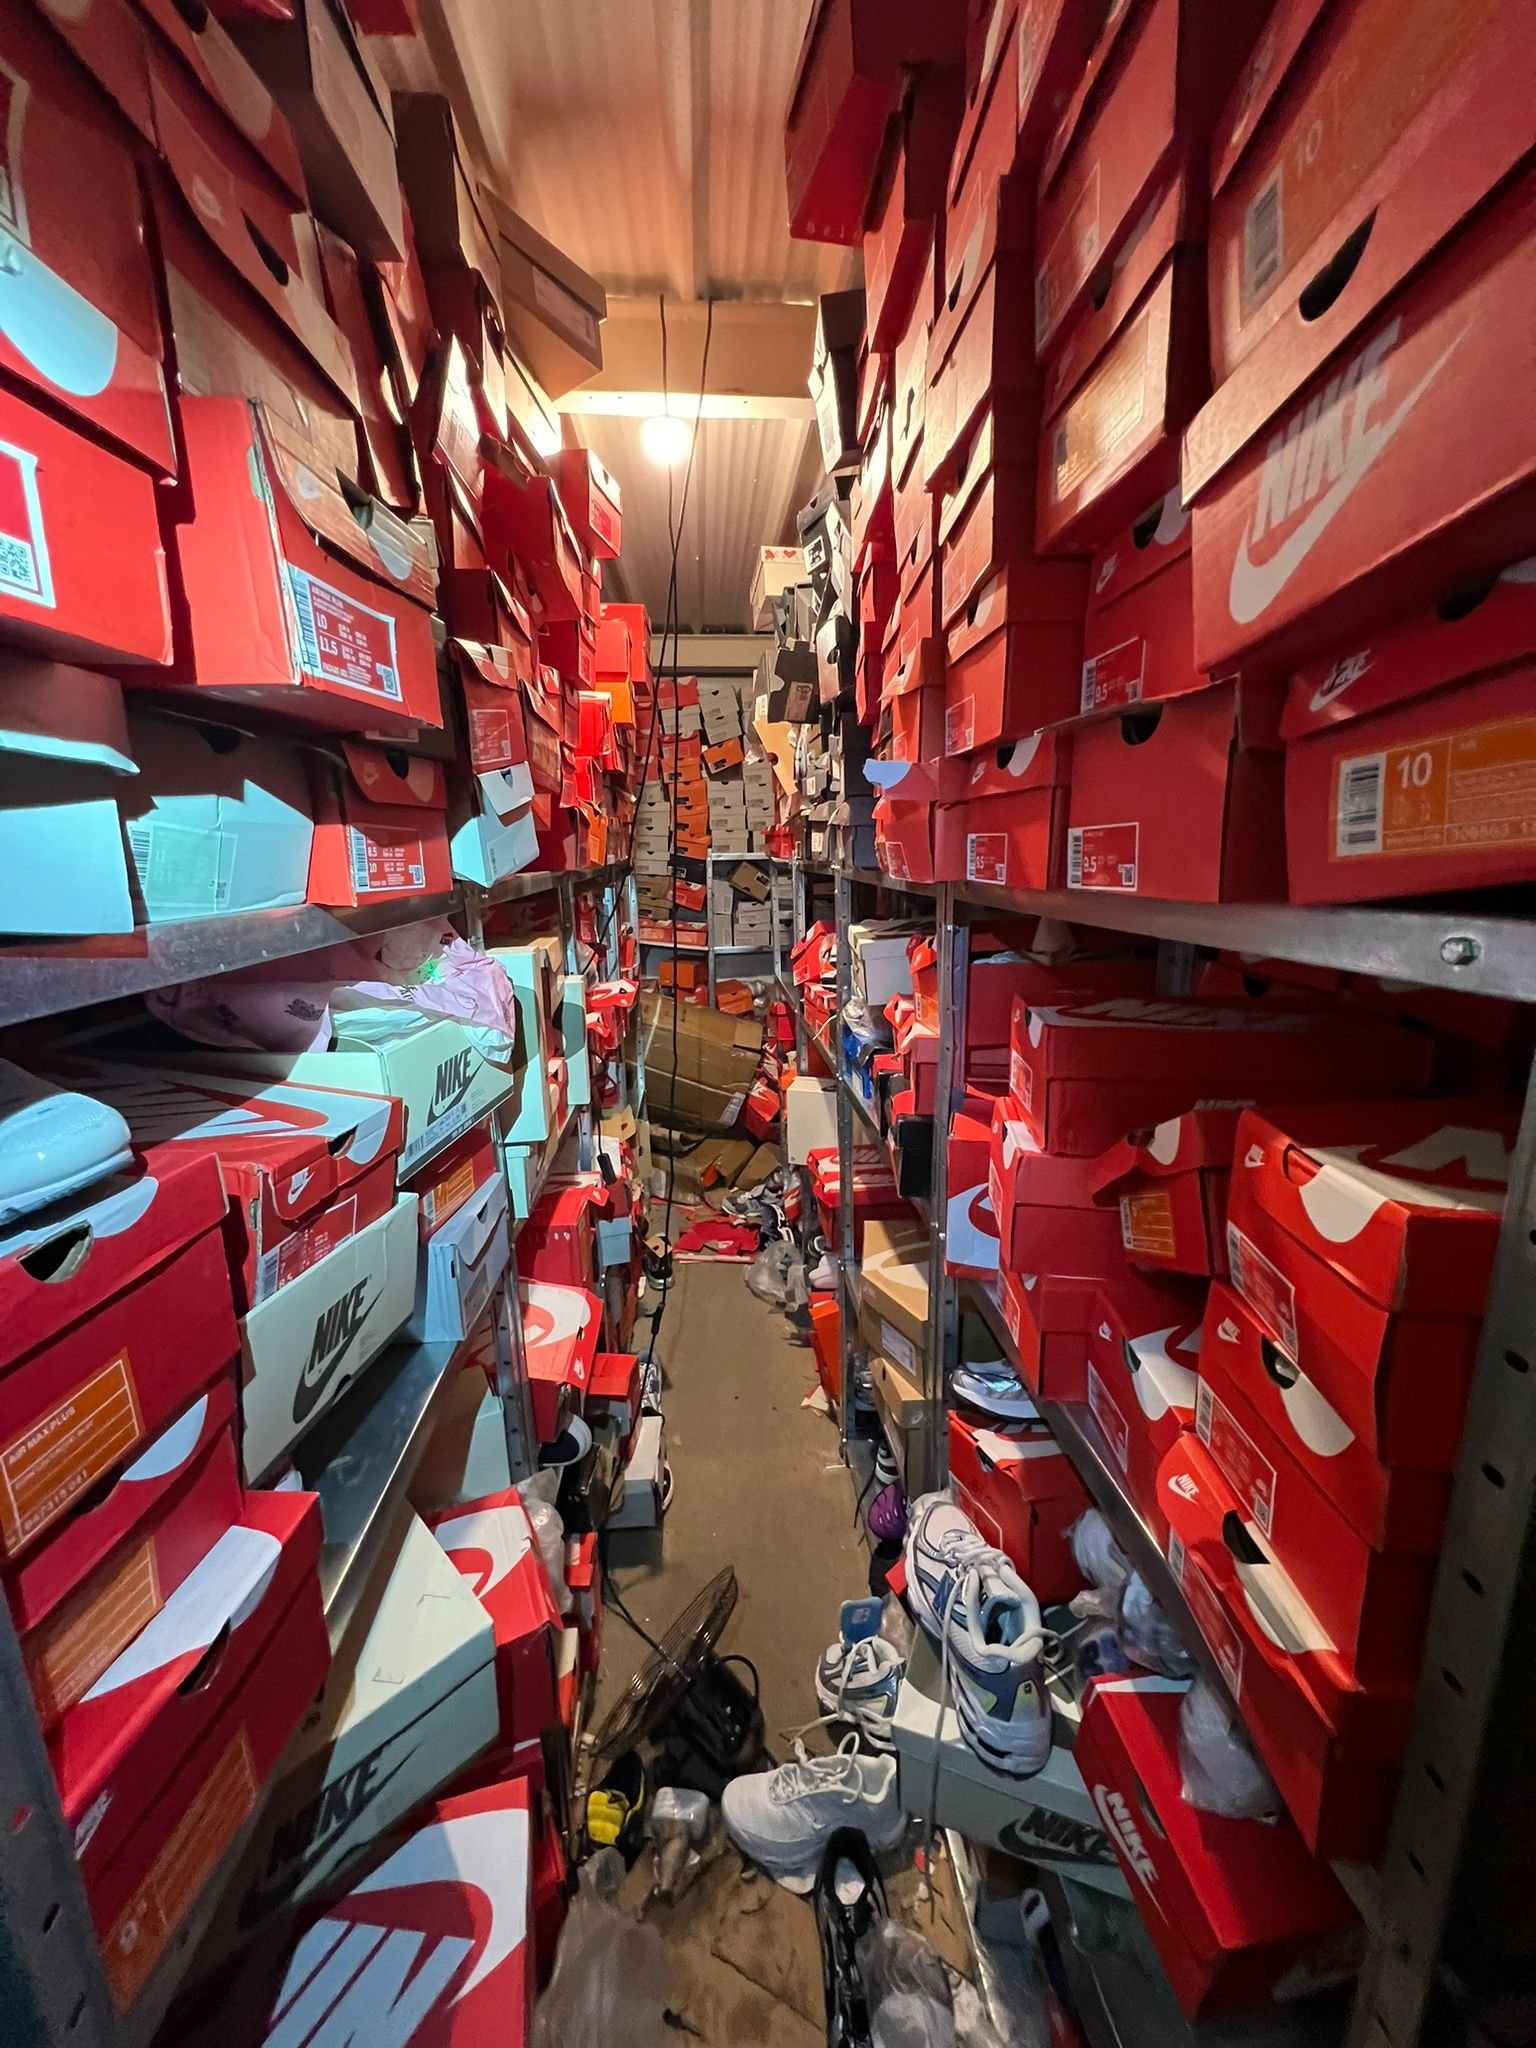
(531, 1851, 671, 2048)
(515, 1477, 571, 1613)
(1117, 1571, 1195, 1679)
(860, 1921, 954, 2048)
(1179, 1677, 1280, 1820)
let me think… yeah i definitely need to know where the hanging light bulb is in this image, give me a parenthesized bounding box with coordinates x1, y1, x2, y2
(642, 413, 692, 466)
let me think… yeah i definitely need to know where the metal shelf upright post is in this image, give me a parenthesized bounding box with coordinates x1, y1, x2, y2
(918, 884, 967, 1497)
(833, 868, 859, 1459)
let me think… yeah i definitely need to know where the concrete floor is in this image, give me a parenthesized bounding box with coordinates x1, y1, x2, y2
(587, 1258, 969, 2046)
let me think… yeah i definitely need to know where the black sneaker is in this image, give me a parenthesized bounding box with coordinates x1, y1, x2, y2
(813, 1827, 887, 2048)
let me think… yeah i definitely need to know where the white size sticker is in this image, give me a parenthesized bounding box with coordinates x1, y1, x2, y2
(128, 820, 233, 914)
(284, 564, 402, 700)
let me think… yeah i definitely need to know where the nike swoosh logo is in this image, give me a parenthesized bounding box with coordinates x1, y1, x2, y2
(291, 1287, 384, 1425)
(237, 1745, 421, 1926)
(429, 1068, 478, 1120)
(1227, 326, 1469, 626)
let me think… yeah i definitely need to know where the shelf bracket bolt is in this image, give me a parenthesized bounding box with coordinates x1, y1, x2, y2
(1439, 934, 1482, 969)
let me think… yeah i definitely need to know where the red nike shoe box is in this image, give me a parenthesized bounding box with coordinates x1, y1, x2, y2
(520, 1177, 608, 1290)
(566, 1528, 601, 1677)
(210, 1778, 533, 2046)
(62, 1489, 324, 1910)
(1224, 1101, 1516, 1469)
(995, 1266, 1099, 1402)
(939, 3, 1032, 352)
(913, 930, 1113, 1045)
(45, 1056, 404, 1314)
(1092, 1106, 1242, 1277)
(1195, 1288, 1438, 1686)
(1007, 995, 1433, 1159)
(1075, 1675, 1361, 2019)
(893, 457, 939, 609)
(988, 1109, 1122, 1280)
(0, 1152, 237, 1564)
(1157, 1436, 1412, 1859)
(1205, 0, 1535, 453)
(1036, 177, 1205, 554)
(1186, 174, 1536, 675)
(864, 73, 961, 353)
(1286, 665, 1536, 904)
(1033, 0, 1262, 362)
(7, 1383, 239, 1731)
(0, 10, 172, 476)
(587, 1352, 642, 1447)
(1066, 677, 1287, 904)
(313, 226, 418, 514)
(926, 259, 1038, 488)
(935, 733, 1069, 887)
(946, 1411, 1089, 1604)
(549, 447, 622, 562)
(1199, 1283, 1450, 1559)
(940, 414, 1086, 625)
(165, 398, 441, 736)
(308, 743, 453, 906)
(874, 796, 939, 884)
(887, 685, 946, 768)
(410, 1125, 500, 1241)
(784, 0, 964, 247)
(425, 1490, 560, 1748)
(945, 1112, 1000, 1280)
(890, 259, 934, 490)
(0, 380, 169, 665)
(1077, 494, 1199, 721)
(519, 1280, 601, 1444)
(1083, 1273, 1206, 1539)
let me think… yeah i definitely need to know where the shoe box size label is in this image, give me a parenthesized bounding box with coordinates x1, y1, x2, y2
(0, 1352, 142, 1556)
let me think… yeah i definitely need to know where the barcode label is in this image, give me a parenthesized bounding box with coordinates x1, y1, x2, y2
(1335, 752, 1385, 856)
(255, 1248, 280, 1304)
(1067, 830, 1084, 887)
(348, 827, 372, 894)
(1244, 170, 1284, 309)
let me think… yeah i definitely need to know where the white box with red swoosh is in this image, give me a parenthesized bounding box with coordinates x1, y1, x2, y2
(425, 1490, 560, 1749)
(240, 1195, 418, 1481)
(518, 1280, 600, 1445)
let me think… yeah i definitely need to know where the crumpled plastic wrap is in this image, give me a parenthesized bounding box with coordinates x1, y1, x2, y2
(531, 1851, 670, 2048)
(1179, 1676, 1279, 1820)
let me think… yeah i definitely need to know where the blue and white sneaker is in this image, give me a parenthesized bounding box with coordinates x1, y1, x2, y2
(949, 1363, 1039, 1423)
(904, 1495, 1052, 1777)
(813, 1634, 904, 1752)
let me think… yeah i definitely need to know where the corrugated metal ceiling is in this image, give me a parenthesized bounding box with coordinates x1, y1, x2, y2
(421, 0, 852, 627)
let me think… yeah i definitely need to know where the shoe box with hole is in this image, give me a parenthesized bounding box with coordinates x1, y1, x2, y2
(240, 1194, 417, 1479)
(164, 399, 441, 735)
(47, 1055, 403, 1321)
(1075, 1674, 1361, 2019)
(1203, 0, 1535, 487)
(406, 1168, 509, 1343)
(988, 1102, 1119, 1278)
(946, 1109, 1001, 1280)
(1082, 1270, 1205, 1535)
(550, 446, 622, 562)
(1223, 1100, 1517, 1472)
(406, 1123, 499, 1250)
(1032, 0, 1263, 365)
(1283, 556, 1536, 902)
(57, 1486, 325, 1918)
(481, 444, 584, 626)
(1065, 678, 1287, 903)
(1157, 1434, 1412, 1859)
(890, 252, 934, 495)
(1075, 492, 1200, 721)
(426, 1489, 561, 1746)
(1092, 1106, 1239, 1277)
(6, 1381, 239, 1737)
(310, 225, 419, 512)
(935, 731, 1071, 886)
(947, 1411, 1090, 1603)
(519, 1279, 601, 1444)
(873, 792, 939, 883)
(995, 1265, 1098, 1401)
(927, 255, 1039, 494)
(1196, 1285, 1443, 1688)
(1187, 174, 1536, 676)
(307, 742, 452, 906)
(862, 74, 961, 353)
(0, 1143, 237, 1562)
(1007, 995, 1434, 1159)
(784, 0, 964, 246)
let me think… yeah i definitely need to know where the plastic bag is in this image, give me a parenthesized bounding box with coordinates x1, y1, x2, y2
(746, 1239, 802, 1307)
(1117, 1572, 1195, 1679)
(515, 1477, 571, 1613)
(1067, 1508, 1132, 1621)
(531, 1850, 670, 2048)
(860, 1921, 954, 2048)
(1179, 1677, 1279, 1820)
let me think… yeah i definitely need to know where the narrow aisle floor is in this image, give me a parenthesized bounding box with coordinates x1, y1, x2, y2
(591, 1258, 869, 2045)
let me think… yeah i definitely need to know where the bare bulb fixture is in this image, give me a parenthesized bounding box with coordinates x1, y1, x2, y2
(642, 413, 692, 466)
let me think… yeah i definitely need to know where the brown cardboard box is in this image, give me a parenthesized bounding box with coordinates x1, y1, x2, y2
(858, 1219, 931, 1371)
(487, 196, 606, 398)
(639, 994, 763, 1130)
(869, 1352, 935, 1470)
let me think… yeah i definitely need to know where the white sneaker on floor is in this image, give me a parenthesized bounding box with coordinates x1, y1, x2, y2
(722, 1736, 905, 1884)
(0, 1062, 132, 1226)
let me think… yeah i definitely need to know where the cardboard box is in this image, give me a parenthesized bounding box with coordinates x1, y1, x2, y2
(407, 1172, 510, 1343)
(1066, 679, 1287, 903)
(0, 660, 140, 934)
(1091, 1107, 1237, 1276)
(1082, 1273, 1205, 1540)
(947, 1411, 1090, 1602)
(610, 1413, 666, 1530)
(864, 75, 959, 350)
(409, 1125, 500, 1242)
(521, 1280, 601, 1444)
(308, 743, 451, 906)
(1077, 494, 1198, 720)
(859, 1218, 932, 1372)
(639, 993, 763, 1129)
(1223, 1101, 1515, 1469)
(894, 1633, 1126, 1891)
(240, 1194, 416, 1477)
(0, 1150, 237, 1563)
(167, 399, 440, 734)
(427, 1489, 561, 1746)
(1008, 994, 1433, 1157)
(989, 1110, 1123, 1278)
(490, 198, 607, 400)
(1157, 1435, 1412, 1859)
(935, 731, 1070, 887)
(1075, 1674, 1361, 2018)
(1187, 175, 1536, 673)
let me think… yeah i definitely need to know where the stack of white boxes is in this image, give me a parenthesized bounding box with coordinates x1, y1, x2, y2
(732, 857, 773, 950)
(697, 679, 741, 747)
(708, 775, 748, 852)
(743, 759, 776, 846)
(633, 783, 672, 877)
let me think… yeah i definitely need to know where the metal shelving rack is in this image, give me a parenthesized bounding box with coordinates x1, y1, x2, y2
(0, 860, 635, 2047)
(789, 858, 1536, 2048)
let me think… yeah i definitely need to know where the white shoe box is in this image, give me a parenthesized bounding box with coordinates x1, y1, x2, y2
(224, 1511, 498, 1931)
(241, 1195, 418, 1481)
(609, 1414, 665, 1529)
(410, 1365, 513, 1510)
(785, 1075, 838, 1163)
(892, 1634, 1127, 1897)
(406, 1172, 509, 1342)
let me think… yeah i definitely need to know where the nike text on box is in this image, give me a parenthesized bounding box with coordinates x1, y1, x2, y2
(1188, 174, 1536, 672)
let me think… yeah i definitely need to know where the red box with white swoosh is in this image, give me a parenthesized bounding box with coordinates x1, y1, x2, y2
(1090, 1106, 1238, 1275)
(1075, 1672, 1361, 2018)
(517, 1280, 601, 1445)
(1224, 1101, 1517, 1466)
(1187, 173, 1536, 672)
(944, 1111, 1000, 1280)
(946, 1411, 1089, 1603)
(1076, 493, 1199, 722)
(989, 1105, 1123, 1281)
(425, 1490, 560, 1750)
(1156, 1435, 1413, 1858)
(1084, 1273, 1205, 1537)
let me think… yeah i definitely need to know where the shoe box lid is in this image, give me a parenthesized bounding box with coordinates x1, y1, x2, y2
(519, 1279, 601, 1401)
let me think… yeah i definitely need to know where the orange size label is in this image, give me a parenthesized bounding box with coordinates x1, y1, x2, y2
(427, 1154, 479, 1230)
(0, 1354, 141, 1556)
(1050, 303, 1152, 505)
(27, 1542, 161, 1727)
(1120, 1188, 1178, 1259)
(103, 1730, 257, 2009)
(1332, 714, 1536, 863)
